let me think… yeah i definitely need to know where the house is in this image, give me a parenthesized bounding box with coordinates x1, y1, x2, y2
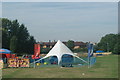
(74, 42, 87, 49)
(38, 41, 87, 49)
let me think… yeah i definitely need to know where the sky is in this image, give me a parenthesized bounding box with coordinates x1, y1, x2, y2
(1, 0, 119, 2)
(2, 2, 118, 43)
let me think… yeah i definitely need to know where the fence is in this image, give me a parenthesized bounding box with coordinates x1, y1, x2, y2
(3, 58, 29, 68)
(2, 57, 96, 68)
(30, 57, 96, 68)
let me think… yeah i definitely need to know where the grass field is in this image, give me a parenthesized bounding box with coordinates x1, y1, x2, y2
(2, 55, 118, 78)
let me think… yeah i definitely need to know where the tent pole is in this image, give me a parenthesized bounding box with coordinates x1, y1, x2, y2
(75, 56, 88, 63)
(88, 56, 90, 68)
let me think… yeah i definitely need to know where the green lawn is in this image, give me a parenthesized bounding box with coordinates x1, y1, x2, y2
(2, 55, 118, 78)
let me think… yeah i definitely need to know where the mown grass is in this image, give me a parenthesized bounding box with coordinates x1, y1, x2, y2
(2, 55, 118, 78)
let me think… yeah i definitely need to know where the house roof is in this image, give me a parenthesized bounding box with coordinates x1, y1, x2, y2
(39, 41, 87, 46)
(74, 42, 87, 46)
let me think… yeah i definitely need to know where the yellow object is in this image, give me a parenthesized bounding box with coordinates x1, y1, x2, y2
(36, 63, 40, 66)
(23, 63, 26, 65)
(44, 62, 47, 65)
(94, 52, 112, 55)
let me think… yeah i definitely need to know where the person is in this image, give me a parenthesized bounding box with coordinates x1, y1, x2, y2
(0, 59, 3, 69)
(25, 55, 28, 58)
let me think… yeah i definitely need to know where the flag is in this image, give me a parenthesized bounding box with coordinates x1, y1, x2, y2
(34, 44, 40, 59)
(88, 43, 94, 57)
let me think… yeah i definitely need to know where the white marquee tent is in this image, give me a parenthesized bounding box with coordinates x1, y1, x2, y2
(35, 40, 87, 65)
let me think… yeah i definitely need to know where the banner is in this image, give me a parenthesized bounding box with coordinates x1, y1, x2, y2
(19, 58, 29, 67)
(34, 44, 40, 59)
(8, 58, 17, 67)
(88, 43, 94, 57)
(8, 58, 29, 67)
(87, 43, 94, 68)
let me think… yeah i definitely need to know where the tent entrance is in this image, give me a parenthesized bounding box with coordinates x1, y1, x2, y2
(49, 56, 58, 65)
(61, 54, 73, 67)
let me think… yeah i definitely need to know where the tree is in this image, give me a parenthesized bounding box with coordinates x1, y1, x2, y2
(1, 18, 36, 55)
(97, 34, 117, 52)
(66, 40, 74, 51)
(10, 20, 19, 37)
(96, 33, 119, 54)
(2, 18, 12, 49)
(93, 44, 99, 52)
(118, 34, 120, 54)
(113, 34, 120, 54)
(26, 36, 36, 54)
(10, 36, 17, 52)
(16, 24, 30, 53)
(74, 47, 87, 53)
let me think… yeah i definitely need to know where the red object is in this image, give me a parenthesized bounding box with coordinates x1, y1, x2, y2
(6, 54, 11, 58)
(25, 56, 28, 58)
(0, 53, 17, 58)
(34, 44, 40, 59)
(0, 49, 11, 58)
(32, 55, 35, 59)
(1, 53, 11, 58)
(11, 54, 16, 58)
(16, 57, 18, 59)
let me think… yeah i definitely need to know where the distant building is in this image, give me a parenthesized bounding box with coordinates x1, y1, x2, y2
(40, 42, 56, 48)
(38, 41, 87, 49)
(74, 42, 87, 49)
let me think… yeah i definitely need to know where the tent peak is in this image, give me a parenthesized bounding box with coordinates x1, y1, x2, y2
(57, 40, 61, 42)
(56, 40, 62, 45)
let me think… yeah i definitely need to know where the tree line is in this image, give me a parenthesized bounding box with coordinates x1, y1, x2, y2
(66, 40, 88, 53)
(66, 34, 120, 55)
(1, 18, 36, 55)
(58, 34, 120, 55)
(94, 33, 120, 54)
(1, 18, 119, 55)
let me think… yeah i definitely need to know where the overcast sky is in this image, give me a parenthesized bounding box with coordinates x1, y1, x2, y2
(2, 2, 118, 43)
(1, 0, 119, 2)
